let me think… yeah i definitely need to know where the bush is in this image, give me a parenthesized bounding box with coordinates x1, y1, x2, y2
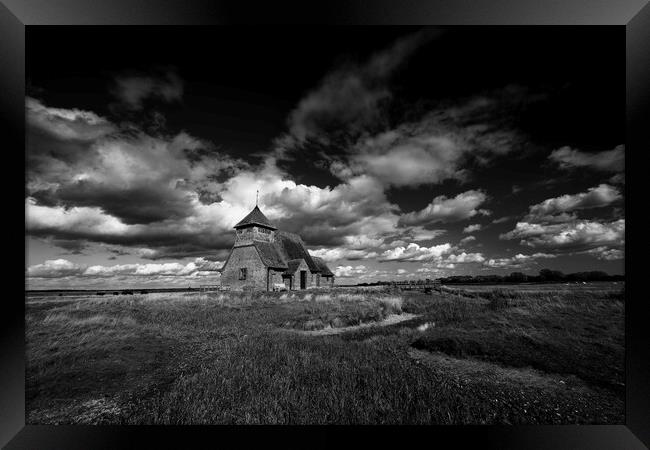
(378, 296, 403, 315)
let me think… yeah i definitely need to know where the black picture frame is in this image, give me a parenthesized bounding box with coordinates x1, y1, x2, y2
(2, 0, 648, 448)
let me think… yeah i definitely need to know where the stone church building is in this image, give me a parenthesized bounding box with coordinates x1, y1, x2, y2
(219, 205, 335, 291)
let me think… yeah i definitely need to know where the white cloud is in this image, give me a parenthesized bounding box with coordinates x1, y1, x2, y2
(581, 246, 624, 261)
(492, 216, 514, 224)
(463, 224, 482, 233)
(28, 257, 222, 280)
(334, 265, 368, 278)
(398, 190, 488, 227)
(484, 253, 556, 268)
(379, 242, 452, 262)
(310, 248, 378, 263)
(26, 97, 117, 142)
(27, 259, 85, 278)
(527, 184, 622, 219)
(460, 235, 476, 244)
(548, 145, 624, 172)
(350, 133, 467, 187)
(446, 252, 485, 264)
(500, 219, 625, 250)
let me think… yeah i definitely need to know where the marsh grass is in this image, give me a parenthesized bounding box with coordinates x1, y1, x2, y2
(26, 285, 624, 424)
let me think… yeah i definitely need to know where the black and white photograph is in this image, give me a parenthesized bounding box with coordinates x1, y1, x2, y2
(24, 25, 627, 426)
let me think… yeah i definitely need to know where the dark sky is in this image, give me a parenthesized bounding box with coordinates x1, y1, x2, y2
(25, 26, 625, 288)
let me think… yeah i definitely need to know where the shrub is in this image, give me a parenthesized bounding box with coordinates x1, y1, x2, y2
(378, 296, 403, 315)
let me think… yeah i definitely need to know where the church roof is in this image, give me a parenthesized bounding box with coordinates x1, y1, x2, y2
(253, 241, 287, 269)
(234, 206, 276, 230)
(283, 259, 304, 275)
(312, 257, 334, 277)
(274, 230, 320, 273)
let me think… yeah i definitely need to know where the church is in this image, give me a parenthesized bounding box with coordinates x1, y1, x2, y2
(218, 205, 335, 291)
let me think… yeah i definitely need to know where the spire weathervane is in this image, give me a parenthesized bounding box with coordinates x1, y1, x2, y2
(256, 189, 259, 207)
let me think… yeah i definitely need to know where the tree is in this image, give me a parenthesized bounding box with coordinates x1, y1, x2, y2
(507, 272, 528, 282)
(539, 268, 565, 281)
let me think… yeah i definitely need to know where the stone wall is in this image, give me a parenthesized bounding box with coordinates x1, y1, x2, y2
(221, 245, 268, 290)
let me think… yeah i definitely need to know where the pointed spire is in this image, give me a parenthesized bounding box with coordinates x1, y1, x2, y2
(234, 204, 276, 230)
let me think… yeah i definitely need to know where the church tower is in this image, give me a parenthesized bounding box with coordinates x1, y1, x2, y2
(233, 205, 277, 247)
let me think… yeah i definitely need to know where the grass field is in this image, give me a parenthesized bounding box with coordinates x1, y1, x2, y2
(25, 284, 624, 424)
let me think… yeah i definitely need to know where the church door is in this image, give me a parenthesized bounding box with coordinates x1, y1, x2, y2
(300, 271, 306, 289)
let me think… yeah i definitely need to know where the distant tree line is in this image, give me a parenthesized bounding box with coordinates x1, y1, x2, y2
(353, 269, 624, 286)
(436, 269, 624, 284)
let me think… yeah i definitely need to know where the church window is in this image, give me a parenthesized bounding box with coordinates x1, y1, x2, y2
(239, 268, 247, 280)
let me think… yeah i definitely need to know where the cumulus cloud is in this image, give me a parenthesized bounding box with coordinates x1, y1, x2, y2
(27, 96, 411, 259)
(500, 219, 625, 250)
(111, 68, 184, 111)
(527, 184, 622, 220)
(548, 145, 624, 173)
(334, 265, 368, 278)
(379, 242, 452, 262)
(27, 257, 222, 280)
(459, 235, 476, 244)
(349, 131, 469, 187)
(463, 224, 482, 233)
(277, 30, 533, 191)
(27, 259, 85, 278)
(483, 252, 556, 268)
(309, 248, 378, 263)
(398, 190, 488, 227)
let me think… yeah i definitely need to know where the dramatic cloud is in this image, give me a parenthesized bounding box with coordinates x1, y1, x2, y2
(548, 145, 624, 173)
(26, 97, 117, 142)
(336, 87, 532, 188)
(280, 29, 439, 149)
(26, 96, 404, 259)
(527, 184, 622, 220)
(111, 69, 184, 110)
(398, 190, 488, 227)
(500, 219, 625, 250)
(26, 30, 625, 286)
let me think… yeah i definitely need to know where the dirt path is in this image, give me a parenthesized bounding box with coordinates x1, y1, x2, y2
(289, 313, 419, 336)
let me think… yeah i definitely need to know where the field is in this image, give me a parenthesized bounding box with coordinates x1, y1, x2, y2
(25, 283, 625, 424)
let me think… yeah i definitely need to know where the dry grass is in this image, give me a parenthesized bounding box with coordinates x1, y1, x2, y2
(25, 284, 624, 425)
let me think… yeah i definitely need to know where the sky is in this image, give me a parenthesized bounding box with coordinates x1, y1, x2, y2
(25, 26, 625, 289)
